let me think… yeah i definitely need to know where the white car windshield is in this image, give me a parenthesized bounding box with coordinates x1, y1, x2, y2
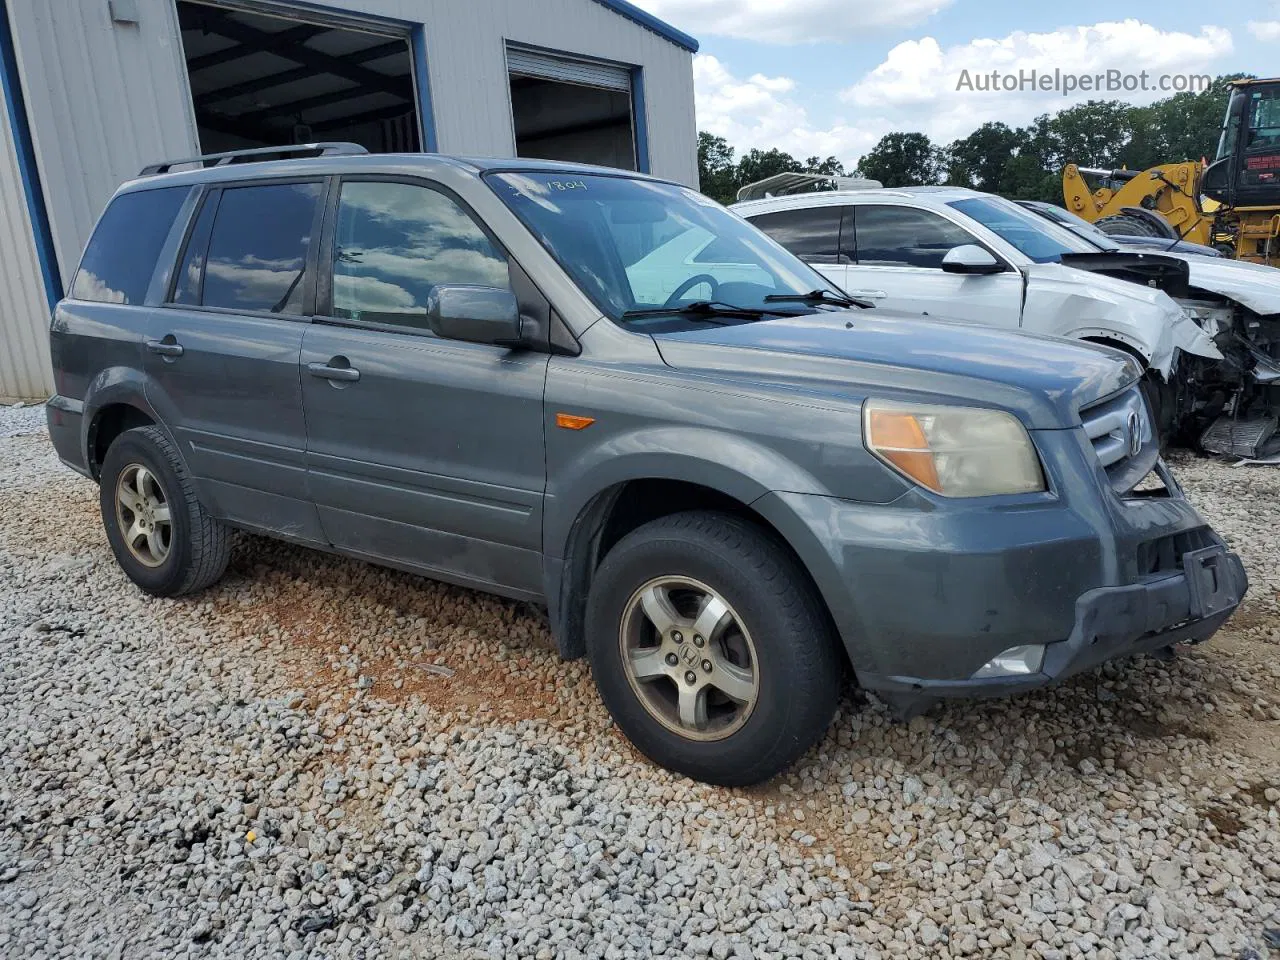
(488, 172, 846, 324)
(949, 196, 1100, 263)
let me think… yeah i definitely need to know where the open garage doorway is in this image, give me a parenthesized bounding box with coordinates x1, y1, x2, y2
(176, 1, 421, 154)
(507, 46, 639, 171)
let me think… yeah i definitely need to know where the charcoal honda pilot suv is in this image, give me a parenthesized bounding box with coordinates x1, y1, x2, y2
(47, 144, 1246, 785)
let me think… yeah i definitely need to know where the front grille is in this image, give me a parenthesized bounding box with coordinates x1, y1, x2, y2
(1136, 526, 1217, 575)
(1080, 387, 1158, 494)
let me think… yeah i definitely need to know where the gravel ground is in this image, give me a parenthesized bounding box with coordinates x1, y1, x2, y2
(1, 402, 1278, 960)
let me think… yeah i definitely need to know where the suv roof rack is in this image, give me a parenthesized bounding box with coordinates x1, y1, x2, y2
(138, 142, 369, 177)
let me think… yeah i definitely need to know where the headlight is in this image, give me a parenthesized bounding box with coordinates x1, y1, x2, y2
(863, 400, 1045, 497)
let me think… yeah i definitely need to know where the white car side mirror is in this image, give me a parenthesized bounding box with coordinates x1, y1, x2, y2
(941, 244, 1005, 275)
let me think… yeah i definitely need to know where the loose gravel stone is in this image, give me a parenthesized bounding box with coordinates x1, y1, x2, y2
(1, 406, 1278, 959)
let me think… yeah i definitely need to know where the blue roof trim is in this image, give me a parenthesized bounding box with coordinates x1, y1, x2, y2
(0, 0, 62, 307)
(591, 0, 698, 52)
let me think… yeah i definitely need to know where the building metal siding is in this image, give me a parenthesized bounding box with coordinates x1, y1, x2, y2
(0, 1, 53, 400)
(0, 83, 50, 400)
(0, 0, 697, 398)
(7, 0, 201, 283)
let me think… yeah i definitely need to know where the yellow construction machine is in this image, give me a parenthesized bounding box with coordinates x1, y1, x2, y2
(1063, 77, 1280, 266)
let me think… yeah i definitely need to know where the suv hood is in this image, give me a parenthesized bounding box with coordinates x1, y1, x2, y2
(652, 310, 1138, 430)
(1062, 247, 1280, 316)
(1059, 250, 1191, 298)
(1176, 254, 1280, 316)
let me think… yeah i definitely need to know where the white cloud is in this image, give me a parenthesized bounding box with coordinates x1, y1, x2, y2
(631, 0, 952, 44)
(694, 55, 883, 167)
(842, 20, 1233, 143)
(1248, 20, 1280, 40)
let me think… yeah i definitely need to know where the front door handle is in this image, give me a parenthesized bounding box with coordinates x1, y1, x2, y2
(307, 360, 360, 382)
(846, 289, 887, 299)
(146, 337, 184, 357)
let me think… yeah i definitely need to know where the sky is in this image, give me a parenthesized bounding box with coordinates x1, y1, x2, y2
(630, 0, 1280, 168)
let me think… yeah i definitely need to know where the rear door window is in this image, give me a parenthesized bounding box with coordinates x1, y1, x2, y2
(201, 181, 323, 314)
(853, 205, 976, 268)
(71, 186, 189, 304)
(747, 206, 845, 263)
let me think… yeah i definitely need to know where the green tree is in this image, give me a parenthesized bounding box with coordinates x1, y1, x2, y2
(1042, 100, 1135, 170)
(697, 131, 740, 204)
(856, 132, 943, 187)
(1125, 74, 1248, 168)
(735, 147, 804, 189)
(946, 122, 1021, 191)
(804, 155, 846, 176)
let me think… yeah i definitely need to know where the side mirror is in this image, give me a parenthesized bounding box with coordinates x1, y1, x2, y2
(426, 285, 522, 346)
(941, 244, 1005, 275)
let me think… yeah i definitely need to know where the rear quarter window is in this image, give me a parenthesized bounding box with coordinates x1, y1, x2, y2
(71, 186, 189, 304)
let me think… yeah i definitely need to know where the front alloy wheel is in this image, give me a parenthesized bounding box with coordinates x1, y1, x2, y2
(620, 576, 759, 741)
(586, 510, 843, 786)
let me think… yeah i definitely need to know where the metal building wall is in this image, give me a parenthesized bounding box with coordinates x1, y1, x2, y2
(0, 0, 697, 398)
(413, 0, 698, 184)
(7, 0, 201, 286)
(0, 66, 50, 401)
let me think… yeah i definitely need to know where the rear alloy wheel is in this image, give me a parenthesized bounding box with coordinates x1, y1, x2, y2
(99, 425, 230, 597)
(587, 510, 843, 786)
(114, 463, 172, 567)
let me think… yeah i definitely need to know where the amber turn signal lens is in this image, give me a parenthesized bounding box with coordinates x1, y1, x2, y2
(555, 413, 595, 430)
(866, 409, 941, 492)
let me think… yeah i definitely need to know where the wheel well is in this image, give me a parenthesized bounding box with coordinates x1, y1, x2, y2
(88, 404, 155, 478)
(1081, 336, 1148, 369)
(554, 478, 840, 662)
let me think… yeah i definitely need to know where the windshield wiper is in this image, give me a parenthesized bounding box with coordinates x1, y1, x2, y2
(764, 289, 872, 309)
(620, 300, 769, 323)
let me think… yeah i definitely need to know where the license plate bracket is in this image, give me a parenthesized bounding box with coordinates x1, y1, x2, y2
(1182, 545, 1235, 619)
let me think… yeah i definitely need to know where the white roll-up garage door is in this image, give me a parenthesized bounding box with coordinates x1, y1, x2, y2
(506, 46, 632, 92)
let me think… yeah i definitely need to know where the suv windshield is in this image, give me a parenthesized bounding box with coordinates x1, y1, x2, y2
(949, 196, 1098, 263)
(488, 172, 843, 324)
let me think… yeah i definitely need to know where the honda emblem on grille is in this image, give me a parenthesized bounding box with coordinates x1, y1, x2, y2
(1126, 410, 1142, 458)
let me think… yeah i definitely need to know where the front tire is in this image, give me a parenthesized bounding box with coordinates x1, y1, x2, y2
(99, 425, 230, 597)
(586, 511, 842, 786)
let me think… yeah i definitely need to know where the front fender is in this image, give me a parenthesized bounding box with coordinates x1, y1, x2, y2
(544, 425, 828, 562)
(1024, 264, 1223, 377)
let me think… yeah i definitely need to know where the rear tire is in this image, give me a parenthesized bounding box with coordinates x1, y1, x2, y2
(99, 425, 230, 597)
(586, 510, 842, 786)
(1095, 211, 1176, 240)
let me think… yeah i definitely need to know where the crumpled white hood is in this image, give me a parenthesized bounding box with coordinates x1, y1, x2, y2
(1166, 254, 1280, 316)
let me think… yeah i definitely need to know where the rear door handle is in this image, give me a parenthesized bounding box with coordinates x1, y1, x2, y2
(307, 360, 360, 382)
(846, 289, 887, 299)
(146, 338, 184, 357)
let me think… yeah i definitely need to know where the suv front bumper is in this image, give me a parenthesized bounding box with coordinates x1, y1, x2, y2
(756, 454, 1247, 712)
(868, 543, 1246, 701)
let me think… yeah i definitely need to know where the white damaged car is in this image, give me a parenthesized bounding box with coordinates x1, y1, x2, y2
(731, 185, 1279, 453)
(1019, 199, 1280, 457)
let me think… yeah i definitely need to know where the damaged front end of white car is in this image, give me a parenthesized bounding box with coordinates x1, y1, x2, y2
(1056, 251, 1280, 459)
